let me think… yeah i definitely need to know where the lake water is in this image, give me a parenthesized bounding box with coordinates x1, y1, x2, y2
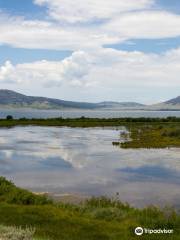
(0, 109, 180, 119)
(0, 126, 180, 208)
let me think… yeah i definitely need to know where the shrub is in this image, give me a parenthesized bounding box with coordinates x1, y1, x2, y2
(6, 115, 13, 120)
(85, 196, 130, 210)
(0, 177, 52, 205)
(162, 129, 180, 138)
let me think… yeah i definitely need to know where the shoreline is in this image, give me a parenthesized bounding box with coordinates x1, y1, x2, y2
(0, 116, 179, 127)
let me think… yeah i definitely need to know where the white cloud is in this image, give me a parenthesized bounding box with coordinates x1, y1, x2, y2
(34, 0, 154, 23)
(1, 48, 180, 92)
(0, 0, 180, 101)
(0, 61, 17, 83)
(0, 51, 92, 87)
(106, 11, 180, 39)
(0, 0, 180, 54)
(0, 14, 82, 50)
(0, 13, 122, 50)
(1, 3, 180, 51)
(86, 48, 180, 89)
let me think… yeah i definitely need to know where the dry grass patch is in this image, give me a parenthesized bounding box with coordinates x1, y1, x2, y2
(0, 225, 35, 240)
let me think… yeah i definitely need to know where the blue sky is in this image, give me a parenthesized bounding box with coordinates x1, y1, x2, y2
(0, 0, 180, 103)
(0, 45, 72, 65)
(0, 0, 46, 19)
(105, 37, 180, 54)
(156, 0, 180, 13)
(1, 0, 180, 17)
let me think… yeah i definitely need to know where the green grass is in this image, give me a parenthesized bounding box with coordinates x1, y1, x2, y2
(0, 116, 179, 128)
(0, 177, 52, 205)
(120, 124, 180, 148)
(0, 177, 179, 239)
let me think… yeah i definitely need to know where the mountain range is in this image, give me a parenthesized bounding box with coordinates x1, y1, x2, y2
(0, 90, 179, 110)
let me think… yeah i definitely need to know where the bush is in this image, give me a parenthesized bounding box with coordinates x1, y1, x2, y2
(0, 177, 52, 205)
(162, 129, 180, 138)
(85, 196, 130, 210)
(6, 115, 13, 120)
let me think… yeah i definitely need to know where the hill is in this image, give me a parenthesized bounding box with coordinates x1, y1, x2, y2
(0, 90, 145, 110)
(97, 101, 145, 109)
(150, 96, 180, 110)
(0, 90, 179, 110)
(165, 96, 180, 105)
(0, 90, 98, 109)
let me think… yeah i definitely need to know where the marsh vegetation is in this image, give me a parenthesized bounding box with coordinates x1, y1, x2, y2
(0, 116, 179, 128)
(120, 124, 180, 148)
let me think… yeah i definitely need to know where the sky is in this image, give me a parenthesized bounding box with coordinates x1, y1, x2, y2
(0, 0, 180, 103)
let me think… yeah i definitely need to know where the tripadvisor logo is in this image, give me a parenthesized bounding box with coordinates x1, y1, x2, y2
(135, 227, 174, 236)
(135, 227, 143, 236)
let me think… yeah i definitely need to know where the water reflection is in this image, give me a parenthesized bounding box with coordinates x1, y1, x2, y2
(0, 126, 179, 208)
(119, 165, 180, 184)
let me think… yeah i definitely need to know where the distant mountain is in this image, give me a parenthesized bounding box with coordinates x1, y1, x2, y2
(0, 90, 97, 109)
(0, 90, 179, 110)
(165, 96, 180, 105)
(150, 96, 180, 110)
(97, 101, 145, 109)
(0, 90, 144, 110)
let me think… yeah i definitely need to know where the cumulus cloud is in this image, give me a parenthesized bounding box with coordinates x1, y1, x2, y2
(0, 51, 92, 87)
(0, 48, 180, 91)
(87, 48, 180, 89)
(0, 61, 15, 83)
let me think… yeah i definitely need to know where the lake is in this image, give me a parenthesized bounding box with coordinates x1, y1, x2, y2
(0, 126, 179, 208)
(0, 109, 180, 119)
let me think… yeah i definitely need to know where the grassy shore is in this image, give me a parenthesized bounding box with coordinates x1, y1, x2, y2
(0, 116, 179, 128)
(0, 177, 179, 240)
(119, 124, 180, 148)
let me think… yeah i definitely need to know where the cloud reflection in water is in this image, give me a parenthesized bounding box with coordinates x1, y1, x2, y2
(0, 126, 179, 208)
